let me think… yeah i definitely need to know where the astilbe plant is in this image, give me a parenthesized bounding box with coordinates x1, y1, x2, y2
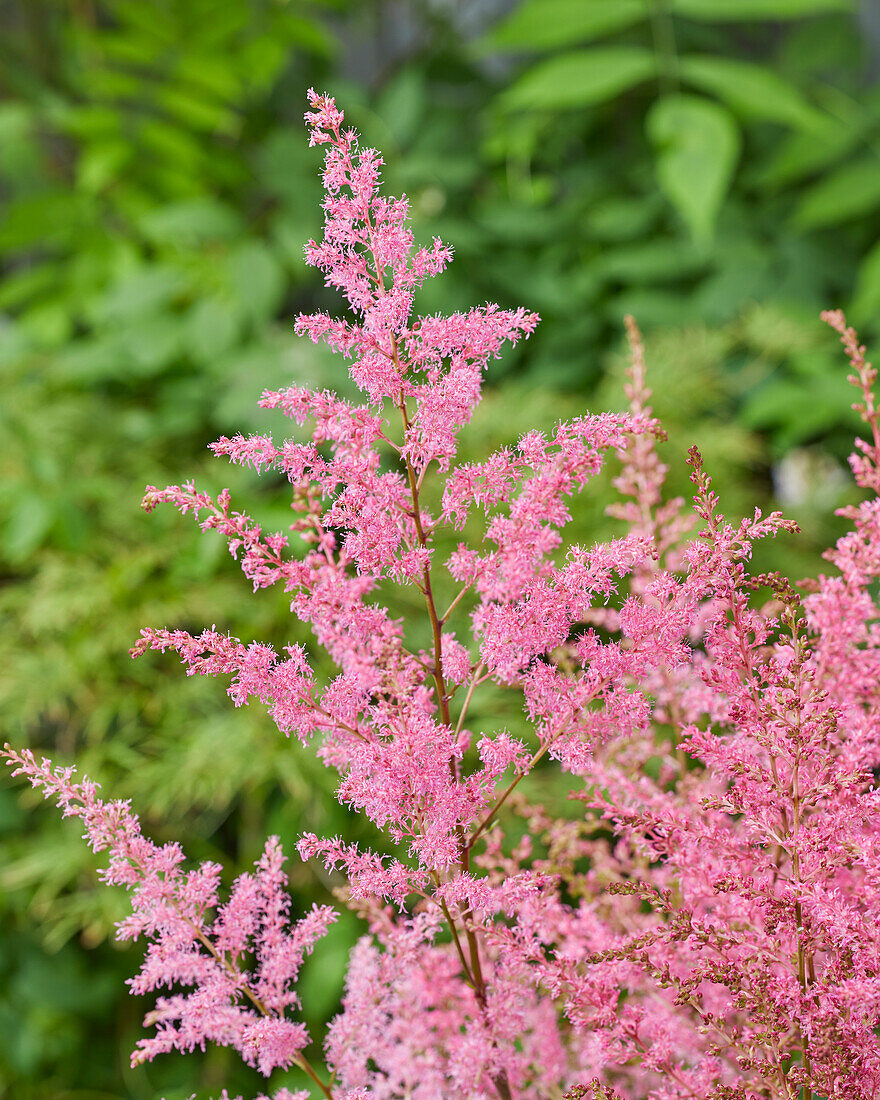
(6, 90, 880, 1100)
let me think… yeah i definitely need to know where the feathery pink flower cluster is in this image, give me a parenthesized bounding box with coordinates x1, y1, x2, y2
(2, 746, 333, 1081)
(7, 90, 880, 1100)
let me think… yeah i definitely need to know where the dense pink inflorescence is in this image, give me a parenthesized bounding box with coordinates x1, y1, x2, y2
(7, 89, 880, 1099)
(2, 746, 334, 1078)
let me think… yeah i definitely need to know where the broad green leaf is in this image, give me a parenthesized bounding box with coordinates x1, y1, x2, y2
(672, 0, 852, 18)
(647, 94, 740, 242)
(788, 349, 844, 379)
(678, 55, 827, 131)
(794, 157, 880, 228)
(297, 911, 359, 1020)
(500, 47, 655, 111)
(484, 0, 648, 53)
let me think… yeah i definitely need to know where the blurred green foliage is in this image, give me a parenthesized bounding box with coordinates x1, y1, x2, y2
(2, 0, 879, 1096)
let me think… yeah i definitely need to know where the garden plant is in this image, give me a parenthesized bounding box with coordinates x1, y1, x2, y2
(7, 87, 880, 1099)
(6, 8, 880, 1091)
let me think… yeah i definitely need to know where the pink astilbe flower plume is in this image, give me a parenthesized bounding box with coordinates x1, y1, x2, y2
(2, 746, 335, 1089)
(6, 89, 880, 1100)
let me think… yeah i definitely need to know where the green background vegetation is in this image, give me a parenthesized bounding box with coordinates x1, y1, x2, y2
(2, 1, 879, 1096)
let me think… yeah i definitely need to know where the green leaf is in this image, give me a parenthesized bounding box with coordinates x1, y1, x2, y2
(185, 296, 241, 363)
(138, 199, 244, 246)
(139, 117, 203, 169)
(672, 0, 853, 18)
(586, 194, 662, 241)
(603, 287, 699, 328)
(0, 103, 42, 187)
(276, 13, 336, 58)
(484, 0, 648, 53)
(476, 202, 568, 244)
(114, 313, 185, 376)
(240, 36, 290, 91)
(0, 262, 60, 311)
(738, 302, 825, 360)
(752, 118, 860, 188)
(49, 103, 120, 141)
(225, 242, 285, 324)
(0, 192, 94, 252)
(20, 300, 72, 348)
(175, 53, 243, 101)
(4, 496, 54, 560)
(500, 47, 655, 111)
(55, 338, 120, 383)
(597, 239, 708, 282)
(849, 240, 880, 327)
(92, 266, 187, 324)
(647, 94, 740, 243)
(213, 340, 300, 425)
(793, 157, 880, 228)
(156, 85, 239, 134)
(76, 140, 132, 193)
(777, 12, 863, 76)
(740, 372, 853, 447)
(678, 55, 827, 131)
(377, 68, 426, 147)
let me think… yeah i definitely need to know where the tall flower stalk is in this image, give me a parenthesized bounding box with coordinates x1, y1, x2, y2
(6, 92, 880, 1099)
